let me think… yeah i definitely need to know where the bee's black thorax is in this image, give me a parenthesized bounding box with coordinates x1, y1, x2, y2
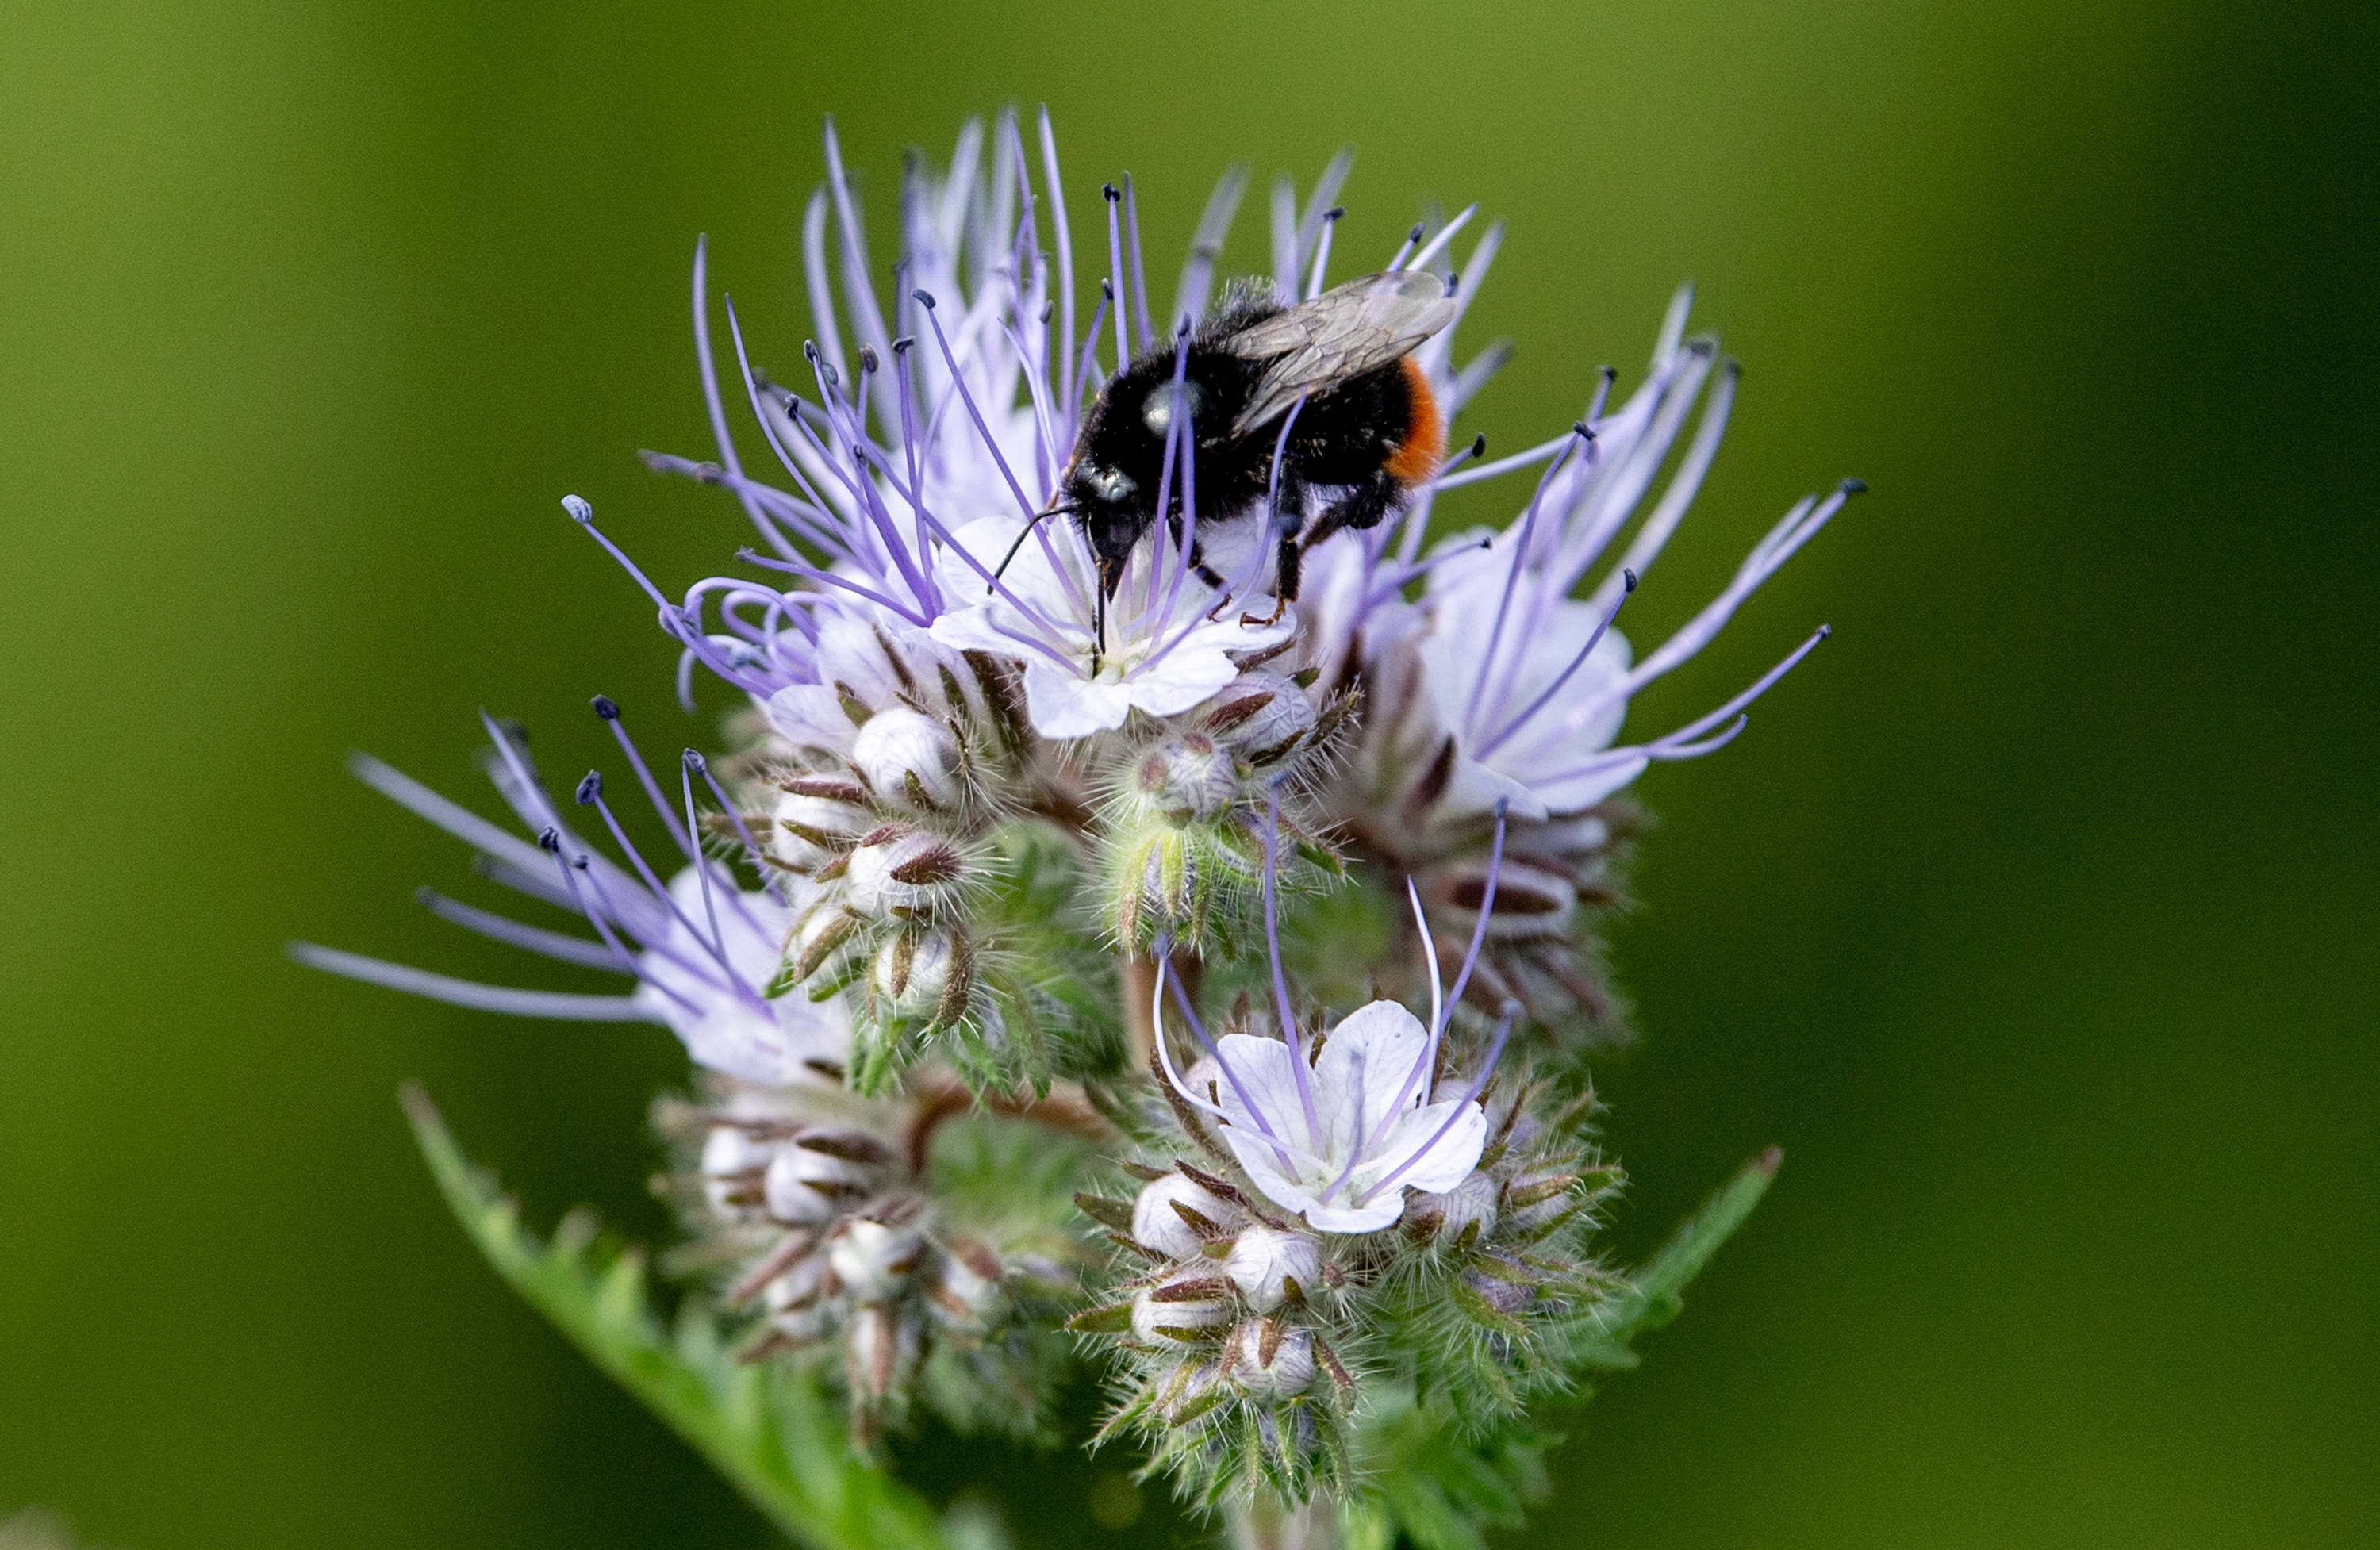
(1057, 290, 1441, 600)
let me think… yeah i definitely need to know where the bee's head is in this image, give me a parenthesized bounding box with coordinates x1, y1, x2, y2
(1061, 458, 1140, 510)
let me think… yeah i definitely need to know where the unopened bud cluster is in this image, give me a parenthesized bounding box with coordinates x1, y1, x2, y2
(1098, 667, 1353, 953)
(665, 1075, 1078, 1438)
(733, 619, 1046, 1092)
(1071, 1164, 1358, 1504)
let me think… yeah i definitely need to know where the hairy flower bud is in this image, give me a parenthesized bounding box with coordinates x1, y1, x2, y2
(1404, 1169, 1500, 1243)
(830, 1218, 927, 1304)
(763, 1132, 885, 1224)
(1502, 1167, 1583, 1236)
(1132, 1172, 1246, 1261)
(699, 1126, 773, 1215)
(846, 1303, 921, 1400)
(762, 1253, 831, 1341)
(843, 828, 965, 918)
(1130, 1266, 1236, 1344)
(770, 782, 873, 869)
(1196, 670, 1317, 762)
(850, 707, 964, 810)
(1228, 1320, 1315, 1399)
(1222, 1226, 1320, 1313)
(872, 930, 954, 1017)
(927, 1247, 1002, 1332)
(1135, 733, 1238, 823)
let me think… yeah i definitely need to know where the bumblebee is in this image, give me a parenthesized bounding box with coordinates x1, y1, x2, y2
(1026, 267, 1461, 622)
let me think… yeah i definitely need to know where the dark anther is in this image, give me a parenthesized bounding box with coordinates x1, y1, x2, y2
(1622, 567, 1638, 593)
(1572, 420, 1597, 441)
(1102, 182, 1119, 201)
(574, 771, 603, 806)
(1101, 277, 1114, 299)
(537, 827, 562, 853)
(1323, 205, 1344, 222)
(1444, 271, 1461, 297)
(1038, 300, 1054, 324)
(1818, 623, 1835, 639)
(820, 362, 839, 390)
(1840, 477, 1868, 495)
(910, 289, 936, 309)
(859, 345, 879, 373)
(1468, 432, 1487, 458)
(802, 340, 820, 363)
(892, 335, 915, 355)
(591, 695, 620, 721)
(1407, 221, 1426, 242)
(682, 749, 708, 773)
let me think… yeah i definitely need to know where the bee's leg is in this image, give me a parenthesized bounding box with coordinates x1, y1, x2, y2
(1245, 468, 1404, 623)
(1310, 467, 1405, 544)
(1242, 536, 1302, 626)
(1222, 468, 1307, 623)
(1188, 535, 1227, 591)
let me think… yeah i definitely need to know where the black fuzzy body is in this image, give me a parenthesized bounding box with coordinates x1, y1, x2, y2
(1058, 296, 1432, 602)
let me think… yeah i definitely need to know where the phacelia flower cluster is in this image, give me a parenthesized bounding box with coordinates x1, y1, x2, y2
(299, 109, 1850, 1528)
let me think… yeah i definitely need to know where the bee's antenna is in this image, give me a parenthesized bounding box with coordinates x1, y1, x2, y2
(988, 503, 1073, 591)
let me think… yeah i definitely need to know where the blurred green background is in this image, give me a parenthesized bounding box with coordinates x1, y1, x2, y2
(2, 0, 2374, 1546)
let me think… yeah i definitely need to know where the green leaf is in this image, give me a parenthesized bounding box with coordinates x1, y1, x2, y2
(401, 1084, 949, 1550)
(1576, 1146, 1780, 1367)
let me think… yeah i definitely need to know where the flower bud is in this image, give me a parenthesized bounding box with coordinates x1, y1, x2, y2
(763, 1253, 831, 1341)
(1434, 855, 1576, 943)
(1132, 1172, 1246, 1261)
(1130, 1266, 1235, 1344)
(1134, 733, 1237, 823)
(927, 1248, 1002, 1331)
(850, 707, 964, 809)
(1196, 670, 1316, 760)
(771, 784, 873, 869)
(845, 1303, 920, 1399)
(1229, 1320, 1315, 1399)
(1464, 1264, 1537, 1316)
(763, 1133, 885, 1225)
(1404, 1169, 1500, 1243)
(1222, 1226, 1320, 1313)
(700, 1126, 774, 1214)
(843, 829, 965, 919)
(872, 930, 954, 1017)
(829, 1218, 927, 1303)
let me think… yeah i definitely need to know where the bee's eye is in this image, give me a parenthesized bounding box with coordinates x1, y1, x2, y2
(1140, 381, 1205, 436)
(1084, 464, 1138, 502)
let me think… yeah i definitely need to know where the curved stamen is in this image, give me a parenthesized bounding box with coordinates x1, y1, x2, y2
(1150, 941, 1300, 1176)
(290, 944, 658, 1023)
(1475, 567, 1637, 758)
(912, 290, 1040, 524)
(689, 236, 798, 560)
(1434, 798, 1510, 1068)
(1353, 999, 1521, 1206)
(1463, 432, 1590, 742)
(413, 889, 624, 973)
(1261, 783, 1324, 1145)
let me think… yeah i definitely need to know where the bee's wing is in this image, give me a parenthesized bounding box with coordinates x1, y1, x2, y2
(1223, 270, 1459, 435)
